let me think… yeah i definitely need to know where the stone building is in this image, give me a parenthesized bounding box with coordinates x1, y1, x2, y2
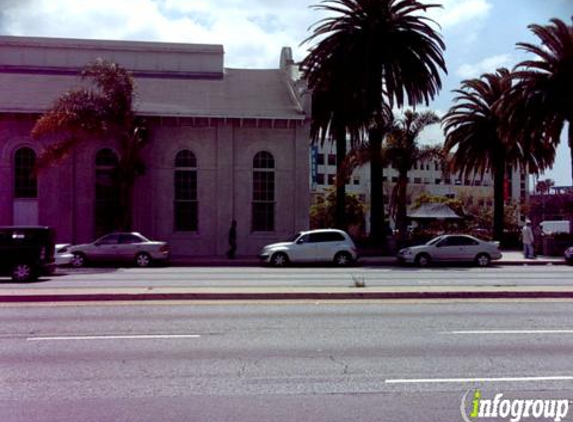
(0, 36, 310, 256)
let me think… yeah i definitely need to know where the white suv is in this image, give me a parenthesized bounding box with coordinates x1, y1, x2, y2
(258, 229, 358, 267)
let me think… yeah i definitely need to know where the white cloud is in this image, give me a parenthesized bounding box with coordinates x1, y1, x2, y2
(456, 53, 515, 78)
(1, 0, 319, 68)
(424, 0, 492, 28)
(0, 0, 494, 69)
(3, 0, 493, 69)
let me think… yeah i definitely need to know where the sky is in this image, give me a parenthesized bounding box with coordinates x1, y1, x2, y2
(1, 0, 571, 186)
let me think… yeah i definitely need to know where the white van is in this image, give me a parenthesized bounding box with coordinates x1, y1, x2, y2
(539, 220, 571, 235)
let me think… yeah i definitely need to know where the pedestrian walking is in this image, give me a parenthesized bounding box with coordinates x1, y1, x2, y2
(227, 220, 237, 259)
(522, 219, 535, 259)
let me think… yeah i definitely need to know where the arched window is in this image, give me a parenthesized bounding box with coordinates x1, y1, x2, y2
(174, 150, 198, 231)
(95, 148, 119, 237)
(252, 151, 275, 231)
(14, 147, 37, 198)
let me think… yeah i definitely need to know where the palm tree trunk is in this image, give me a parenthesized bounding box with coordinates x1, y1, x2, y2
(334, 122, 347, 230)
(369, 126, 385, 248)
(396, 170, 408, 247)
(569, 122, 573, 186)
(492, 157, 506, 242)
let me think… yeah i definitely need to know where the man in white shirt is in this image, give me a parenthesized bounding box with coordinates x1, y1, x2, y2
(522, 219, 535, 259)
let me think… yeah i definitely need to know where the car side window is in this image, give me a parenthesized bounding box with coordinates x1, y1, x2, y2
(120, 235, 142, 244)
(454, 236, 479, 246)
(437, 238, 452, 247)
(311, 233, 328, 243)
(443, 237, 464, 246)
(308, 232, 345, 243)
(297, 234, 310, 244)
(98, 234, 120, 245)
(325, 232, 345, 242)
(321, 232, 344, 242)
(308, 233, 321, 243)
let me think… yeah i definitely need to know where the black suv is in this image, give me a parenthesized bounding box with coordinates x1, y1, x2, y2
(0, 226, 56, 282)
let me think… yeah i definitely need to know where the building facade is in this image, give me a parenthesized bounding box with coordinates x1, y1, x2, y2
(0, 36, 310, 256)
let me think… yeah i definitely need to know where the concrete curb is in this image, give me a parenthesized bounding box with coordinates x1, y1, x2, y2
(167, 263, 568, 268)
(168, 258, 567, 267)
(2, 290, 573, 303)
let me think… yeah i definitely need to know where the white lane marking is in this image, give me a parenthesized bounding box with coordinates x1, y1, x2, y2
(444, 330, 573, 335)
(385, 376, 573, 384)
(27, 334, 201, 341)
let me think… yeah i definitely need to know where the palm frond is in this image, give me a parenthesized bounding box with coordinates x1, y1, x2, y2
(503, 17, 571, 178)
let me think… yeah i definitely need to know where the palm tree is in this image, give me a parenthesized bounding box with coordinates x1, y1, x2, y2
(535, 178, 555, 195)
(304, 58, 367, 232)
(32, 59, 147, 232)
(385, 110, 441, 243)
(343, 109, 442, 242)
(301, 0, 446, 245)
(443, 68, 554, 241)
(507, 18, 573, 184)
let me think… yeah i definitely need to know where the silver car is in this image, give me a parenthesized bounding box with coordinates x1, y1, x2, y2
(69, 232, 169, 268)
(397, 234, 501, 267)
(55, 243, 74, 266)
(258, 229, 358, 267)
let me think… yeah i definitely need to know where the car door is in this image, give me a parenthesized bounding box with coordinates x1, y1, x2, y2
(433, 236, 462, 261)
(456, 236, 481, 260)
(315, 232, 346, 261)
(90, 234, 121, 261)
(118, 234, 143, 261)
(289, 234, 316, 262)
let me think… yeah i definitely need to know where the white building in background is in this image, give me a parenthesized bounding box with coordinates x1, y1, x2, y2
(310, 140, 529, 231)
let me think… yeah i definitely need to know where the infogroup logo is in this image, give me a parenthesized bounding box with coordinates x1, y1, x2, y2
(461, 390, 571, 422)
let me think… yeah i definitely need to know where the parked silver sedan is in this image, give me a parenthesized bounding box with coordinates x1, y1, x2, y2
(69, 232, 169, 268)
(397, 234, 501, 267)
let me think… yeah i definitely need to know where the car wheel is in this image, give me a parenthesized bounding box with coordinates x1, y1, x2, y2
(415, 253, 431, 267)
(270, 252, 289, 267)
(135, 252, 152, 268)
(475, 253, 491, 267)
(334, 252, 352, 267)
(71, 252, 86, 268)
(12, 263, 35, 282)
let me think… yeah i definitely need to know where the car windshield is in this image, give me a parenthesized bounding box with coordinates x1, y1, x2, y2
(285, 232, 303, 242)
(426, 236, 445, 246)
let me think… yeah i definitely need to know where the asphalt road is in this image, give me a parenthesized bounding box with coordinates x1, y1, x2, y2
(1, 265, 572, 290)
(1, 301, 572, 422)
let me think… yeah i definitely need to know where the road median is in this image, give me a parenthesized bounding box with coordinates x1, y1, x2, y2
(2, 285, 573, 303)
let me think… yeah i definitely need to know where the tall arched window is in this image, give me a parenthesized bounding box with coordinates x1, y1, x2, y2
(95, 148, 119, 237)
(174, 150, 198, 231)
(252, 151, 275, 231)
(14, 147, 37, 198)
